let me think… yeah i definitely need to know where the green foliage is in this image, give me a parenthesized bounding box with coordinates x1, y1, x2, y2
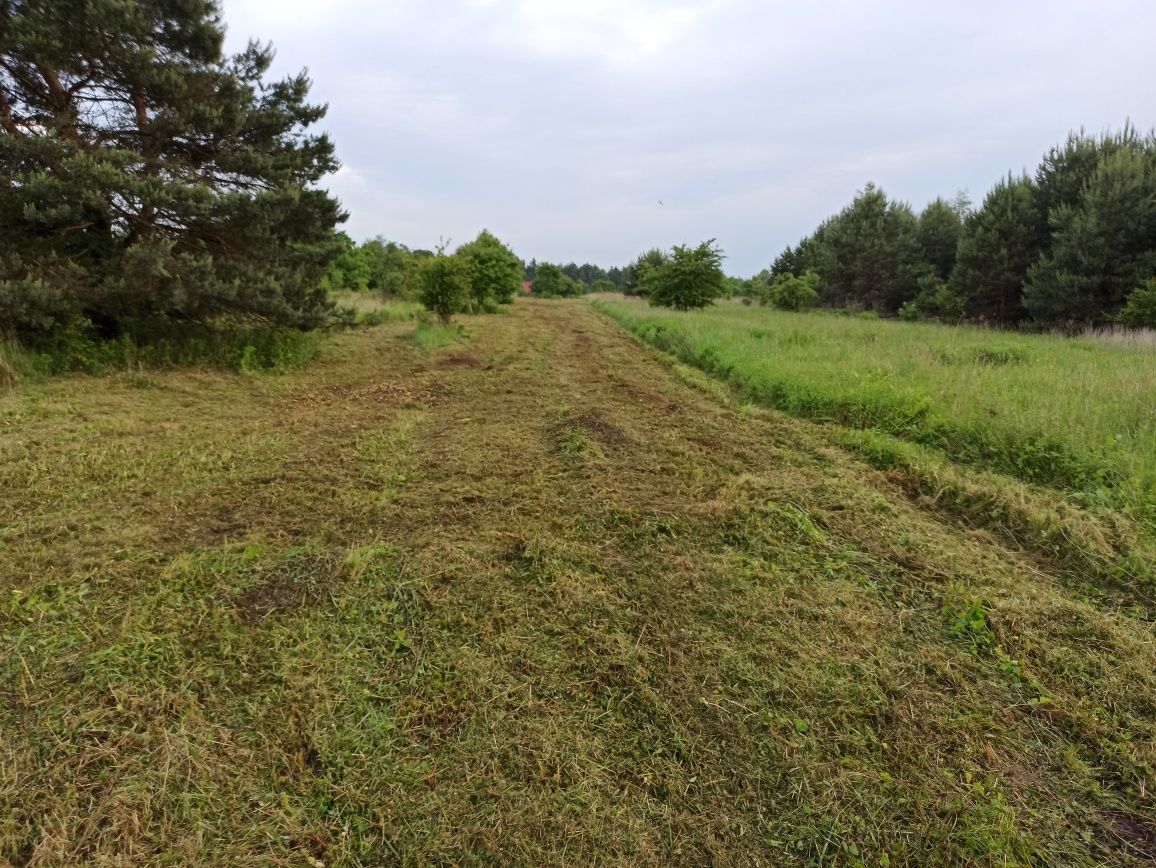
(591, 279, 618, 294)
(647, 241, 726, 310)
(917, 198, 963, 280)
(624, 249, 669, 297)
(457, 230, 523, 308)
(419, 253, 470, 324)
(1025, 144, 1156, 324)
(1118, 278, 1156, 328)
(532, 263, 584, 298)
(900, 274, 966, 323)
(0, 0, 345, 339)
(324, 236, 425, 300)
(783, 184, 924, 314)
(949, 175, 1046, 324)
(325, 233, 374, 291)
(757, 271, 820, 311)
(776, 126, 1156, 327)
(0, 318, 320, 376)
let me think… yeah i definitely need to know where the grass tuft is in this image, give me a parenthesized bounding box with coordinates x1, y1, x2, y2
(411, 320, 464, 349)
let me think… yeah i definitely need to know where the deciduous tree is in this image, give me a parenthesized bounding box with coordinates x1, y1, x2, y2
(457, 230, 522, 308)
(648, 241, 725, 310)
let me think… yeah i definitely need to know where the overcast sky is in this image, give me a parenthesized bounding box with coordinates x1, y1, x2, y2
(222, 0, 1156, 276)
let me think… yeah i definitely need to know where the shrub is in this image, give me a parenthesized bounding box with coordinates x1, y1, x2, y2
(899, 276, 966, 322)
(419, 254, 470, 324)
(759, 271, 820, 311)
(533, 263, 584, 298)
(1, 319, 321, 376)
(1118, 278, 1156, 328)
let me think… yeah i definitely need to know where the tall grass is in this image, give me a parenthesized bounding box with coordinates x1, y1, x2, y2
(0, 294, 424, 387)
(330, 289, 423, 326)
(598, 300, 1156, 528)
(1, 320, 323, 380)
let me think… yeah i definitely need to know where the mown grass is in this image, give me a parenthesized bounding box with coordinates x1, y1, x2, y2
(3, 301, 1156, 864)
(597, 300, 1156, 530)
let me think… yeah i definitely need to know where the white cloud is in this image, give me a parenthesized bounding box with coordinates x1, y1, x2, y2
(471, 0, 728, 70)
(221, 0, 1156, 274)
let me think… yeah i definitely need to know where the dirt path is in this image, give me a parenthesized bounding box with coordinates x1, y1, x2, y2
(2, 300, 1155, 865)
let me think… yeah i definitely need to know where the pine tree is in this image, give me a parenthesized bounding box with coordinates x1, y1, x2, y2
(1033, 127, 1144, 231)
(949, 175, 1047, 324)
(1024, 146, 1156, 324)
(916, 198, 963, 280)
(0, 0, 344, 339)
(820, 184, 922, 313)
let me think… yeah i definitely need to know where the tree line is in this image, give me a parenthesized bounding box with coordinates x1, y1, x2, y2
(5, 0, 1151, 351)
(524, 260, 628, 295)
(765, 126, 1156, 328)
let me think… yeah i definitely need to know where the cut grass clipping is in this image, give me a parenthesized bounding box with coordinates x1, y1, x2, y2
(3, 300, 1156, 864)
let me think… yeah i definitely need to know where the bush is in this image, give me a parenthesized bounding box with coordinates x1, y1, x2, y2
(899, 276, 966, 322)
(758, 271, 820, 311)
(1118, 278, 1156, 328)
(533, 263, 584, 298)
(419, 254, 470, 323)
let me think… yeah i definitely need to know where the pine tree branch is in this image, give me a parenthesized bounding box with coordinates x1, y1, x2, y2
(0, 83, 20, 137)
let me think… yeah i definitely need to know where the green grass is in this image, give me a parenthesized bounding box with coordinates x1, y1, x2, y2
(597, 300, 1156, 530)
(330, 289, 423, 326)
(0, 321, 324, 379)
(0, 296, 422, 387)
(4, 300, 1156, 864)
(410, 320, 464, 349)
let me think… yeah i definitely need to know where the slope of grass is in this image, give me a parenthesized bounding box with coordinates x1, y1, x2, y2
(597, 300, 1156, 530)
(3, 301, 1156, 865)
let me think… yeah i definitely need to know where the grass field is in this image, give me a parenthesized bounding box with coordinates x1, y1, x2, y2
(3, 300, 1156, 865)
(599, 300, 1156, 579)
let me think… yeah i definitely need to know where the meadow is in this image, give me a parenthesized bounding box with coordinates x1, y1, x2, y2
(4, 301, 1156, 865)
(599, 300, 1156, 572)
